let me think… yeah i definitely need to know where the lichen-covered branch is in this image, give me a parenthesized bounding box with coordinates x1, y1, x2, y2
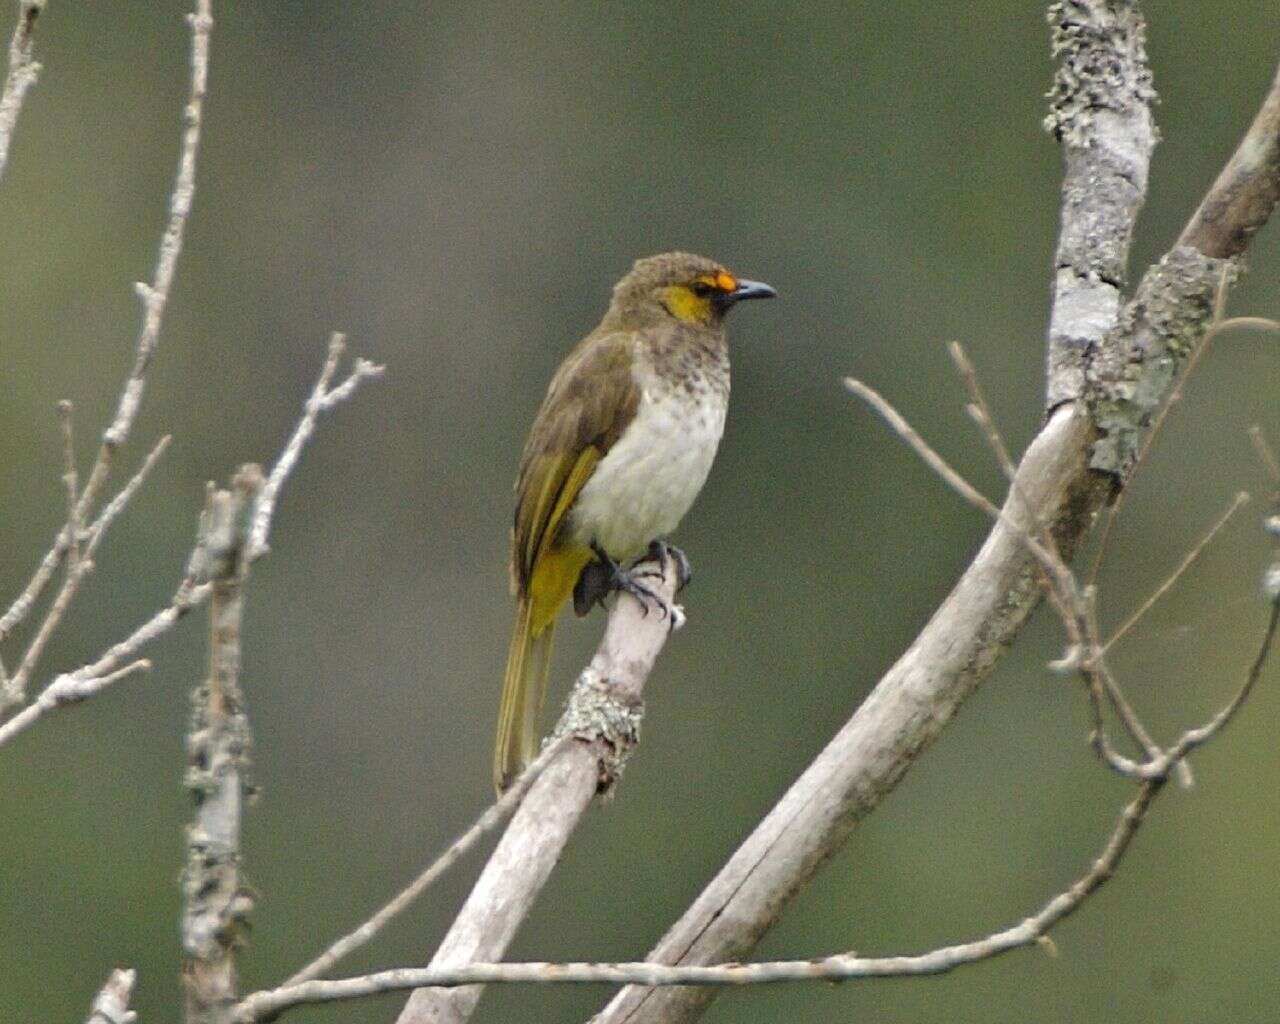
(1044, 0, 1157, 409)
(181, 467, 262, 1024)
(389, 554, 685, 1024)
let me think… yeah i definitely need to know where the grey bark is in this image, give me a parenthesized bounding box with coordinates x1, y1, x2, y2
(181, 467, 262, 1024)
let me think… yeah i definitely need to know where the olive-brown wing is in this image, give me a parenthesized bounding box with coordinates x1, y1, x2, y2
(511, 330, 641, 594)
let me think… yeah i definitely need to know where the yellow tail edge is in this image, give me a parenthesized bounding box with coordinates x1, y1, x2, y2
(493, 597, 555, 793)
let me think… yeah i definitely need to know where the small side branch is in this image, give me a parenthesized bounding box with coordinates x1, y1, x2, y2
(73, 0, 211, 540)
(0, 0, 45, 181)
(248, 332, 384, 561)
(181, 466, 262, 1024)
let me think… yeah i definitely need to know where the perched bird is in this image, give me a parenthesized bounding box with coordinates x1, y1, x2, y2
(495, 251, 775, 791)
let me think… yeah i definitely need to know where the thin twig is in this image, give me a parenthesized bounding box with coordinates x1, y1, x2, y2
(58, 400, 81, 570)
(2, 436, 171, 707)
(1250, 427, 1280, 485)
(248, 332, 385, 561)
(844, 377, 1071, 598)
(1102, 491, 1250, 654)
(85, 435, 171, 551)
(0, 582, 209, 750)
(72, 0, 211, 545)
(0, 660, 151, 749)
(1089, 311, 1279, 586)
(284, 738, 569, 987)
(0, 0, 209, 686)
(0, 0, 45, 181)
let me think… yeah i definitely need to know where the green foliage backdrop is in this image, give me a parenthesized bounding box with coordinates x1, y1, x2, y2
(1, 3, 1277, 1021)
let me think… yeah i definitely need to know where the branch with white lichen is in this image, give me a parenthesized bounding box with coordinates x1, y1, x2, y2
(181, 467, 261, 1024)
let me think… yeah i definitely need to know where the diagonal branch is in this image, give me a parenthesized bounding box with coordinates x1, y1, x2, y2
(590, 16, 1280, 1024)
(390, 553, 686, 1024)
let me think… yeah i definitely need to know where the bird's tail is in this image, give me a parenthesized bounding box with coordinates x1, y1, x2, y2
(494, 595, 555, 793)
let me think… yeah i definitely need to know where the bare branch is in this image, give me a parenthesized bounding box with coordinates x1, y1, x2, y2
(85, 967, 138, 1024)
(182, 465, 262, 1024)
(283, 737, 568, 987)
(0, 334, 376, 748)
(0, 0, 45, 181)
(1, 435, 171, 710)
(233, 782, 1166, 1022)
(73, 0, 211, 538)
(391, 553, 685, 1024)
(248, 332, 384, 561)
(0, 659, 151, 748)
(238, 511, 1280, 1024)
(85, 434, 172, 551)
(845, 377, 1072, 597)
(1, 0, 210, 696)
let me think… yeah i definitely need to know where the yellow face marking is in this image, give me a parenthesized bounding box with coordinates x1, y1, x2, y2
(666, 269, 739, 323)
(664, 285, 712, 323)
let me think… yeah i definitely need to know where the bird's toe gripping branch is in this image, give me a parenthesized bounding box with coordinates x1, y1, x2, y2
(575, 542, 689, 629)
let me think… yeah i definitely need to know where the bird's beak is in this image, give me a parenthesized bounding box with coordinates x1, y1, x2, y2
(717, 279, 777, 309)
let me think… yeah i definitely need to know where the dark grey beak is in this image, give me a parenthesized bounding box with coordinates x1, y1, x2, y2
(718, 278, 777, 309)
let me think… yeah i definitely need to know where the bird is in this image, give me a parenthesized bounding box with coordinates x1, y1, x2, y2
(494, 251, 775, 791)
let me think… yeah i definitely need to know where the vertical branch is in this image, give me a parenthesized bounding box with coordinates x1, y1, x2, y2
(1043, 0, 1157, 409)
(0, 0, 45, 182)
(181, 466, 262, 1024)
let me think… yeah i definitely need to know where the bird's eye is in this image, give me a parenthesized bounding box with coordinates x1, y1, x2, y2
(690, 280, 715, 297)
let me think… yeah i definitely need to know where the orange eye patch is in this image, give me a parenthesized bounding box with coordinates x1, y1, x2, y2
(695, 271, 738, 293)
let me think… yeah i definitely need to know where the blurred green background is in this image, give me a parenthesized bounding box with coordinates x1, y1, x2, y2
(1, 3, 1277, 1022)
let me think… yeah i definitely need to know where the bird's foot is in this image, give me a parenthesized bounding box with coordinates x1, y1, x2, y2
(637, 539, 692, 592)
(573, 553, 615, 617)
(574, 542, 682, 625)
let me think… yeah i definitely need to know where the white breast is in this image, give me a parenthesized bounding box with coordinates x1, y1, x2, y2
(568, 368, 727, 562)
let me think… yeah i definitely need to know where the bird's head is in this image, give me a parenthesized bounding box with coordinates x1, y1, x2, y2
(606, 251, 776, 329)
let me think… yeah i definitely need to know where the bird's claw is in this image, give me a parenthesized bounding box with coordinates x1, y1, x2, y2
(644, 539, 693, 592)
